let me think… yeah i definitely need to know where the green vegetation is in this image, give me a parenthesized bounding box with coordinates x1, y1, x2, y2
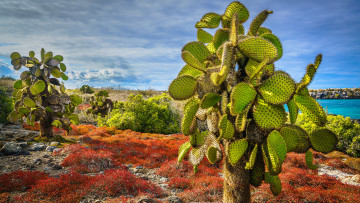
(97, 93, 180, 134)
(79, 85, 94, 94)
(0, 87, 14, 123)
(168, 1, 337, 201)
(7, 49, 82, 138)
(296, 114, 360, 157)
(87, 90, 113, 117)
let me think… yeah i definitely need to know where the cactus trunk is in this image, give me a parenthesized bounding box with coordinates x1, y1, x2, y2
(40, 116, 53, 138)
(223, 141, 251, 203)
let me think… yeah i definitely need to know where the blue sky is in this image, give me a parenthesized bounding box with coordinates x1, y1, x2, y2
(0, 0, 359, 90)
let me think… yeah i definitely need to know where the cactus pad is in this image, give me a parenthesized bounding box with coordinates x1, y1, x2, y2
(267, 130, 287, 164)
(182, 98, 200, 135)
(253, 98, 286, 129)
(245, 144, 258, 170)
(213, 29, 230, 50)
(207, 110, 220, 133)
(257, 27, 272, 36)
(228, 139, 248, 166)
(195, 12, 222, 28)
(261, 33, 282, 60)
(30, 80, 46, 95)
(24, 97, 36, 108)
(181, 51, 206, 71)
(190, 130, 207, 147)
(287, 99, 298, 124)
(223, 1, 249, 24)
(262, 143, 281, 175)
(230, 82, 257, 115)
(189, 147, 205, 166)
(305, 150, 318, 170)
(197, 29, 213, 43)
(287, 125, 311, 153)
(195, 107, 207, 121)
(182, 42, 211, 63)
(206, 146, 218, 164)
(178, 141, 192, 163)
(265, 172, 282, 196)
(219, 114, 235, 140)
(248, 10, 273, 36)
(259, 72, 296, 105)
(238, 37, 278, 63)
(13, 80, 23, 89)
(50, 68, 62, 78)
(309, 128, 338, 154)
(169, 75, 197, 100)
(279, 125, 299, 152)
(250, 151, 265, 187)
(200, 93, 222, 109)
(294, 94, 326, 126)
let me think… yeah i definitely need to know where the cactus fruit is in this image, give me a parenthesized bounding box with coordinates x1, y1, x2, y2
(8, 48, 81, 138)
(169, 1, 337, 199)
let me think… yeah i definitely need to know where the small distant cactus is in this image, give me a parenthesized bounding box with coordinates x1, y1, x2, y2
(80, 85, 95, 94)
(87, 90, 113, 117)
(8, 49, 82, 138)
(169, 1, 338, 202)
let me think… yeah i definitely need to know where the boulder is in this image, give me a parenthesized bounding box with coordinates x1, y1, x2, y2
(0, 142, 22, 155)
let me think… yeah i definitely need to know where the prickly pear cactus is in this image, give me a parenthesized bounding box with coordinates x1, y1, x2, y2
(8, 49, 82, 138)
(87, 90, 113, 117)
(169, 1, 337, 199)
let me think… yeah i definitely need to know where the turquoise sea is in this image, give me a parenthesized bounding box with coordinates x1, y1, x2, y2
(316, 99, 360, 119)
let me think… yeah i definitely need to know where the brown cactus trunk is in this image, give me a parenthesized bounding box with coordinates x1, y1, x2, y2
(40, 117, 53, 139)
(223, 141, 251, 203)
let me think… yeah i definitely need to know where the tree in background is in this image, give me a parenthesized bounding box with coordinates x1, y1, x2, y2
(168, 1, 338, 202)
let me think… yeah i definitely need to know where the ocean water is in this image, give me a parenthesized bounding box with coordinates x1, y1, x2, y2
(316, 99, 360, 119)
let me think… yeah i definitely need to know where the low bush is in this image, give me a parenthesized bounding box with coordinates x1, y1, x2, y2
(0, 170, 49, 193)
(296, 114, 360, 157)
(97, 93, 180, 134)
(347, 135, 360, 158)
(0, 87, 13, 123)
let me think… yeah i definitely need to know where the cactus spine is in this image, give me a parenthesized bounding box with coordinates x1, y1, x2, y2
(170, 1, 337, 202)
(8, 49, 82, 138)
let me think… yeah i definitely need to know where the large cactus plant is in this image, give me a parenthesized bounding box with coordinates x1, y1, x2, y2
(169, 2, 338, 202)
(8, 49, 82, 138)
(87, 90, 113, 117)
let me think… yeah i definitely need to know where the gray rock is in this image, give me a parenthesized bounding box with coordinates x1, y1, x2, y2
(17, 142, 28, 148)
(1, 142, 22, 155)
(52, 165, 62, 170)
(136, 165, 143, 169)
(50, 142, 59, 146)
(159, 177, 168, 183)
(168, 196, 182, 203)
(33, 158, 42, 165)
(28, 143, 47, 151)
(46, 146, 57, 152)
(44, 167, 51, 171)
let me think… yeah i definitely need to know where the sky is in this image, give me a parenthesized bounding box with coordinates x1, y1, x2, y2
(0, 0, 359, 90)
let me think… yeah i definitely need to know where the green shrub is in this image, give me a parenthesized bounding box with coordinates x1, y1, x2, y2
(347, 136, 360, 157)
(296, 114, 360, 156)
(0, 87, 13, 123)
(79, 85, 94, 94)
(97, 93, 180, 134)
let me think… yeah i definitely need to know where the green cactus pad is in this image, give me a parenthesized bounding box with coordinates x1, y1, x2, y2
(51, 120, 62, 127)
(200, 93, 222, 109)
(221, 91, 228, 114)
(248, 10, 273, 36)
(61, 73, 68, 81)
(29, 51, 35, 58)
(181, 51, 206, 71)
(8, 111, 18, 123)
(238, 37, 278, 63)
(35, 68, 42, 77)
(250, 151, 265, 187)
(230, 82, 257, 115)
(169, 75, 197, 100)
(297, 86, 310, 97)
(195, 12, 222, 28)
(206, 42, 216, 54)
(267, 130, 287, 164)
(287, 125, 311, 153)
(178, 65, 204, 78)
(53, 55, 63, 62)
(206, 146, 219, 164)
(305, 150, 318, 170)
(182, 98, 200, 135)
(253, 98, 286, 129)
(265, 172, 282, 196)
(245, 144, 258, 170)
(261, 33, 282, 60)
(197, 29, 213, 43)
(190, 130, 207, 147)
(13, 80, 23, 89)
(279, 125, 299, 152)
(309, 129, 338, 154)
(19, 107, 30, 115)
(20, 71, 30, 80)
(213, 29, 230, 50)
(257, 27, 272, 36)
(67, 114, 79, 125)
(228, 139, 248, 166)
(262, 143, 281, 175)
(10, 52, 21, 60)
(258, 72, 296, 105)
(182, 42, 211, 63)
(30, 80, 46, 95)
(189, 147, 205, 166)
(24, 97, 36, 108)
(219, 114, 235, 140)
(60, 63, 66, 72)
(178, 141, 192, 163)
(294, 94, 326, 126)
(223, 1, 249, 24)
(50, 68, 62, 78)
(287, 99, 298, 124)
